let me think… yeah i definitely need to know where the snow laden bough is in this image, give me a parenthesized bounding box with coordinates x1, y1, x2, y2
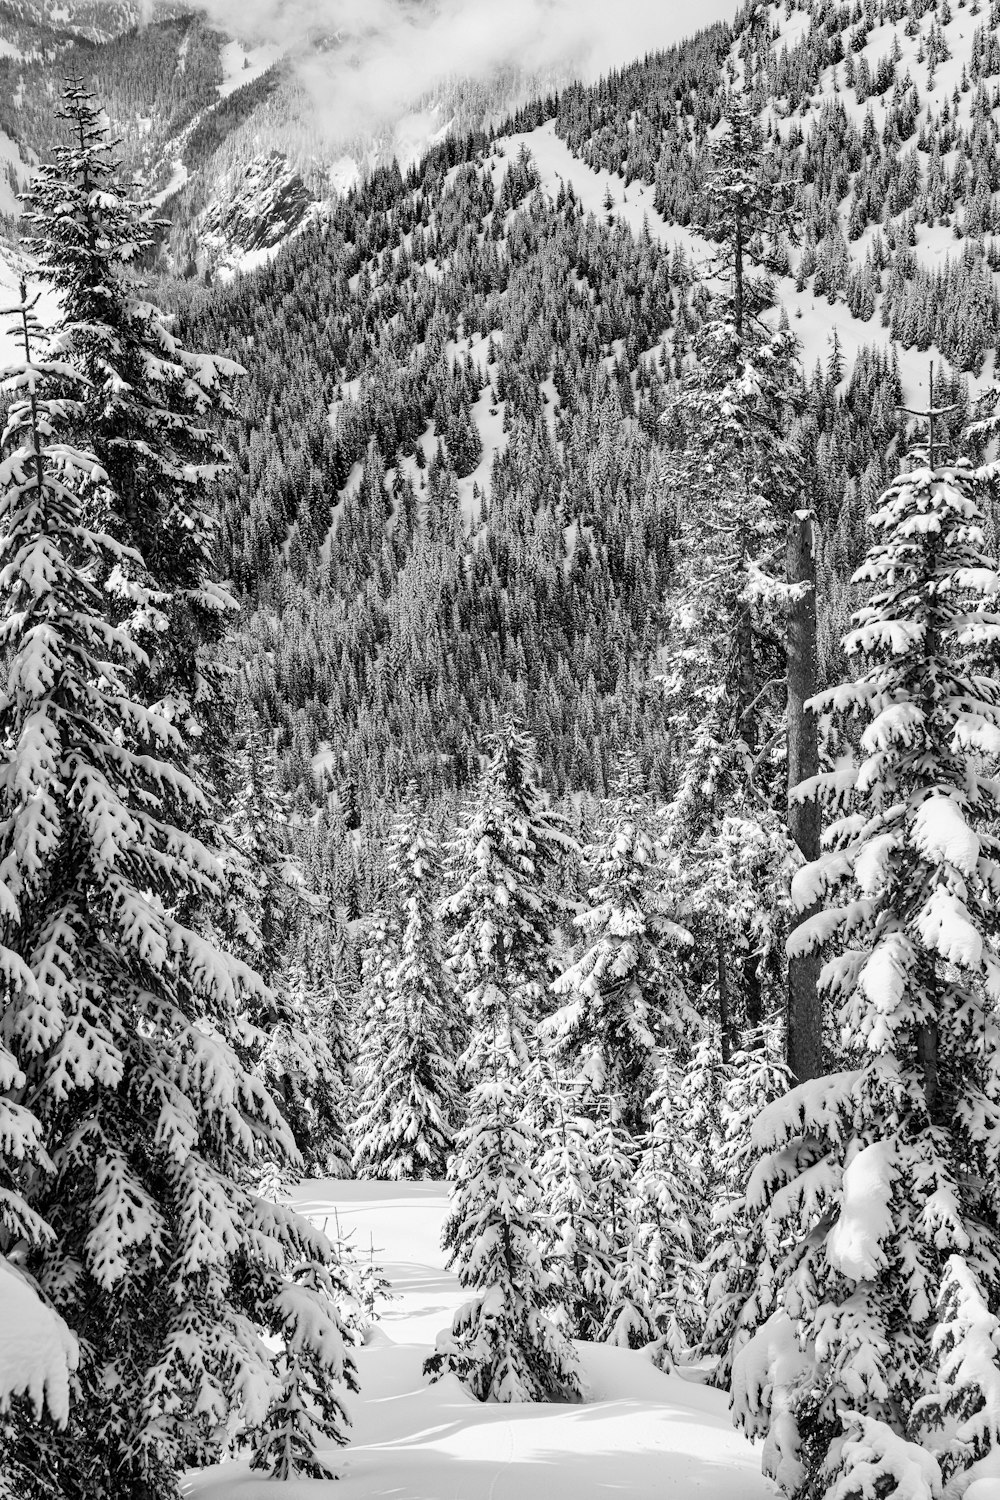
(729, 458, 1000, 1500)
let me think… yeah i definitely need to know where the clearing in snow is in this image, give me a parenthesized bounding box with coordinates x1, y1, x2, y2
(182, 1180, 776, 1500)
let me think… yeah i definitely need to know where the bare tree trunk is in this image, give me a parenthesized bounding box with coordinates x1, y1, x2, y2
(786, 511, 824, 1084)
(717, 933, 734, 1065)
(917, 1013, 939, 1116)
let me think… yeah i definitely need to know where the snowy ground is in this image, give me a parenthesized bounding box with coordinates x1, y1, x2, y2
(183, 1179, 775, 1500)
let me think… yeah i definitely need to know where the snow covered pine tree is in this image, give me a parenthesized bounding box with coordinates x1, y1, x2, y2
(544, 755, 690, 1133)
(352, 793, 457, 1178)
(730, 452, 1000, 1499)
(0, 87, 354, 1499)
(424, 724, 583, 1402)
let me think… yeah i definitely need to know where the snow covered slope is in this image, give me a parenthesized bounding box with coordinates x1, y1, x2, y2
(0, 245, 58, 367)
(183, 1180, 775, 1500)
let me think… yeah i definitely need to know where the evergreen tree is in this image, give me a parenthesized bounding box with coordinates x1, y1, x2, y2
(730, 456, 1000, 1498)
(427, 727, 582, 1401)
(591, 1116, 659, 1352)
(218, 716, 299, 986)
(352, 797, 457, 1179)
(700, 1029, 794, 1389)
(632, 1067, 703, 1367)
(442, 721, 570, 1084)
(259, 916, 353, 1178)
(661, 193, 803, 1051)
(0, 279, 353, 1496)
(535, 1079, 617, 1340)
(249, 1263, 354, 1482)
(21, 80, 240, 722)
(543, 759, 690, 1132)
(698, 97, 797, 339)
(424, 1069, 584, 1403)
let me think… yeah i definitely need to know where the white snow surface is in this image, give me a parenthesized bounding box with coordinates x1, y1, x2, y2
(912, 795, 980, 877)
(183, 1178, 777, 1499)
(0, 1257, 78, 1423)
(0, 248, 60, 370)
(498, 102, 998, 409)
(218, 40, 284, 99)
(0, 128, 29, 218)
(501, 120, 712, 268)
(826, 1139, 896, 1282)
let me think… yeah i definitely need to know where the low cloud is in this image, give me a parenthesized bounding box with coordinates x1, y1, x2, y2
(194, 0, 738, 146)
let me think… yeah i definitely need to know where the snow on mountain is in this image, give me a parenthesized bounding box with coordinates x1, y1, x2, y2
(392, 105, 458, 172)
(0, 0, 179, 44)
(196, 151, 319, 280)
(217, 37, 284, 99)
(0, 129, 31, 217)
(0, 245, 58, 367)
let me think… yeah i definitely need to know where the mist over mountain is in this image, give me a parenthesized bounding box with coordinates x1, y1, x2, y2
(185, 0, 740, 144)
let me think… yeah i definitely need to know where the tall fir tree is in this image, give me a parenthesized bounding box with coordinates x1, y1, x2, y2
(352, 796, 457, 1179)
(442, 721, 571, 1084)
(426, 726, 582, 1401)
(700, 1029, 794, 1389)
(661, 97, 804, 1053)
(424, 1076, 583, 1402)
(21, 80, 240, 724)
(543, 758, 690, 1132)
(259, 915, 354, 1178)
(730, 456, 1000, 1499)
(535, 1079, 618, 1340)
(0, 98, 354, 1498)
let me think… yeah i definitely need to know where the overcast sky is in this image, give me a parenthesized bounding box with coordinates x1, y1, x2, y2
(192, 0, 740, 143)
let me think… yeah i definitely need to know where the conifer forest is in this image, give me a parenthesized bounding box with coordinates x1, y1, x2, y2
(7, 0, 1000, 1496)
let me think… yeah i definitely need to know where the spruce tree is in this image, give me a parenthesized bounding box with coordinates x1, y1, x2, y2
(21, 82, 240, 721)
(259, 917, 354, 1178)
(352, 797, 457, 1179)
(632, 1068, 703, 1368)
(218, 716, 299, 986)
(0, 138, 352, 1500)
(700, 1030, 794, 1389)
(730, 456, 1000, 1498)
(424, 1075, 583, 1402)
(591, 1116, 659, 1351)
(535, 1079, 617, 1340)
(426, 727, 582, 1402)
(442, 721, 570, 1083)
(544, 759, 690, 1132)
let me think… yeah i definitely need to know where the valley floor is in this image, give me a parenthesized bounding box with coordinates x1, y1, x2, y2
(182, 1180, 776, 1500)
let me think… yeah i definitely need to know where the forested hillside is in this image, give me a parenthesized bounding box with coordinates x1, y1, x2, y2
(162, 0, 998, 930)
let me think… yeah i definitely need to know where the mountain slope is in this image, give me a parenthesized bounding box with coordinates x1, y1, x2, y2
(7, 0, 1000, 915)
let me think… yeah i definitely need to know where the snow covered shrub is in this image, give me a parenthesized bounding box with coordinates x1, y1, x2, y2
(730, 458, 1000, 1497)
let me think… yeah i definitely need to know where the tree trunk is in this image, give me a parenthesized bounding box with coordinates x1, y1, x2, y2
(786, 510, 824, 1084)
(717, 933, 733, 1064)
